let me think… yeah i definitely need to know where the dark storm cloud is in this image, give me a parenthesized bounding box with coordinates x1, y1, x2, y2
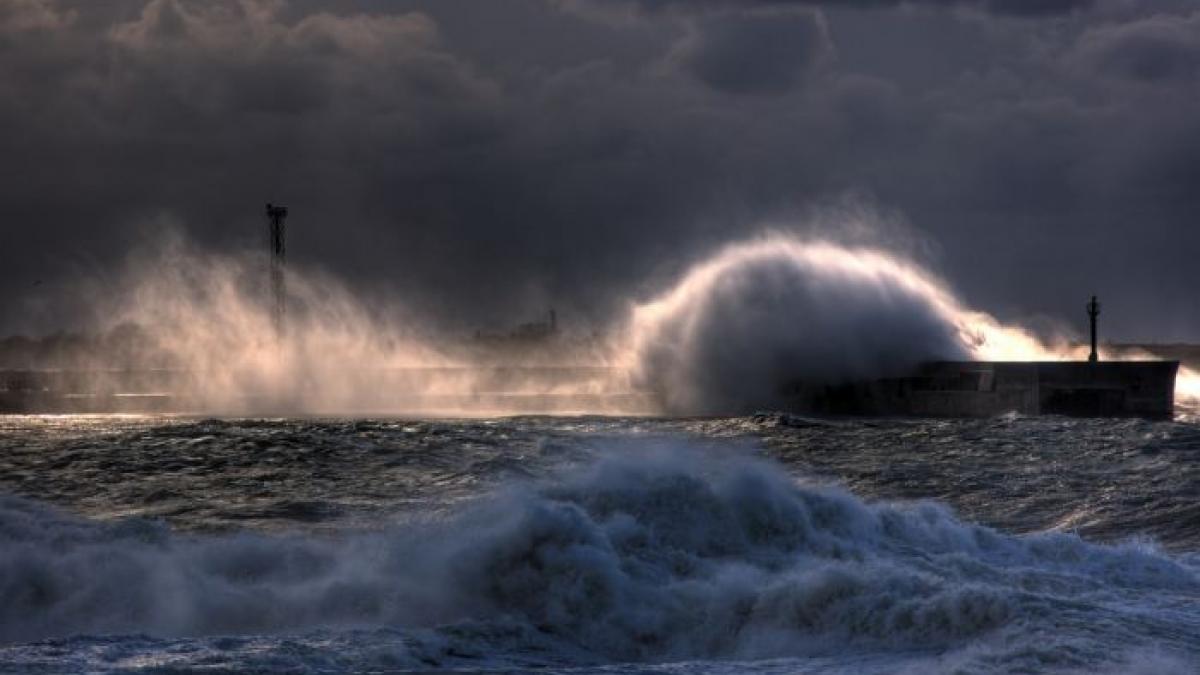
(1071, 12, 1200, 81)
(555, 0, 1095, 18)
(671, 9, 832, 94)
(1, 0, 1199, 341)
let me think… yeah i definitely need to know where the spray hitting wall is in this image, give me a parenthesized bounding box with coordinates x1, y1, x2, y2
(619, 235, 1199, 415)
(34, 228, 1200, 417)
(107, 240, 445, 412)
(79, 235, 635, 415)
(621, 238, 971, 414)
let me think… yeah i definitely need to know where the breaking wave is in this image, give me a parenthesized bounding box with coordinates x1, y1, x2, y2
(624, 238, 971, 413)
(624, 235, 1200, 414)
(2, 446, 1196, 667)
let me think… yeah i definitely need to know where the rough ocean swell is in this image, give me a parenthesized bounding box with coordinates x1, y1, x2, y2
(0, 415, 1198, 674)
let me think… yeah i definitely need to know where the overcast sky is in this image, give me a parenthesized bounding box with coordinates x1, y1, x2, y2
(1, 0, 1197, 340)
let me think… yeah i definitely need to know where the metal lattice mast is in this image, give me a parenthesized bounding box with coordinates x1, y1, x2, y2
(266, 203, 288, 337)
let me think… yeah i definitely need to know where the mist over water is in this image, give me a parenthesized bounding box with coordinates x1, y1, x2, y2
(111, 243, 442, 405)
(79, 238, 636, 415)
(40, 229, 1198, 415)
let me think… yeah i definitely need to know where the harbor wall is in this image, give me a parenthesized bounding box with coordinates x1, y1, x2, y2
(801, 361, 1178, 418)
(0, 367, 645, 415)
(0, 361, 1180, 418)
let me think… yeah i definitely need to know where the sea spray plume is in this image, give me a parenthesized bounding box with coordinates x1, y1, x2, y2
(621, 234, 1200, 414)
(103, 238, 450, 413)
(63, 230, 1200, 414)
(623, 237, 972, 414)
(1, 446, 1196, 663)
(1176, 369, 1200, 407)
(90, 236, 637, 414)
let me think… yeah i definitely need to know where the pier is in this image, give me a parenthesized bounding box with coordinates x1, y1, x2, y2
(796, 360, 1179, 419)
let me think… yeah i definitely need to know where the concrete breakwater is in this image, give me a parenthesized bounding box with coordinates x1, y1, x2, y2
(0, 361, 1179, 418)
(0, 367, 650, 415)
(792, 361, 1179, 419)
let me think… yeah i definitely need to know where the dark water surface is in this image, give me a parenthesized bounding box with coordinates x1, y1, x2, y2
(1, 414, 1198, 673)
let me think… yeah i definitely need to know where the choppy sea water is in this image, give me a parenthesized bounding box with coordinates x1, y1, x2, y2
(1, 413, 1198, 674)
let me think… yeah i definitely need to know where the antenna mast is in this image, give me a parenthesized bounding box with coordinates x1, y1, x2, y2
(266, 203, 288, 337)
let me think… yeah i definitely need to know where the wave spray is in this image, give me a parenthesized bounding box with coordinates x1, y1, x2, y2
(622, 234, 1199, 415)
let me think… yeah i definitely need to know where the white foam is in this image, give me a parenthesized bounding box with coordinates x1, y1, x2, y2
(1, 445, 1196, 665)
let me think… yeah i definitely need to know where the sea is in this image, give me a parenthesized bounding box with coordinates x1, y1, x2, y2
(1, 412, 1198, 674)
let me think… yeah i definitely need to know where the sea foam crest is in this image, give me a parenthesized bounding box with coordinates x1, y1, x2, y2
(1, 447, 1196, 662)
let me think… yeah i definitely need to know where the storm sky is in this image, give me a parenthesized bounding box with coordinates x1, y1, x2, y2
(1, 0, 1198, 340)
